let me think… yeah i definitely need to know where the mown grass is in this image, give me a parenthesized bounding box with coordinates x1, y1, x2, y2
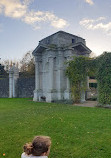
(0, 98, 111, 158)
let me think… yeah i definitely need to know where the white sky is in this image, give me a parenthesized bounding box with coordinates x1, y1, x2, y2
(0, 0, 111, 60)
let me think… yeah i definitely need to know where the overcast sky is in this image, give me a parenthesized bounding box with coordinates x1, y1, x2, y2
(0, 0, 111, 61)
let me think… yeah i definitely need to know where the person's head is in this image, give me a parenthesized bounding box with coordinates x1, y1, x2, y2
(23, 136, 51, 156)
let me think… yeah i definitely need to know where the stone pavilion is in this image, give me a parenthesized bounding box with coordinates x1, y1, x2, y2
(32, 31, 91, 102)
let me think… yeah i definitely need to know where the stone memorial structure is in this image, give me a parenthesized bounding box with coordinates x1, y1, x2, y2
(32, 31, 91, 102)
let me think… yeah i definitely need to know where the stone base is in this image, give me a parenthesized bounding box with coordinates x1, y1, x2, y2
(33, 89, 43, 101)
(33, 90, 39, 101)
(33, 89, 72, 102)
(46, 91, 65, 102)
(46, 92, 53, 102)
(80, 90, 86, 103)
(86, 89, 92, 99)
(64, 90, 70, 100)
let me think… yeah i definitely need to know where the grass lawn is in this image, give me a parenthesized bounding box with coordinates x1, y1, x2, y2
(0, 98, 111, 158)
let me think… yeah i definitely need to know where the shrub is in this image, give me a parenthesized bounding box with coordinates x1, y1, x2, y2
(96, 52, 111, 105)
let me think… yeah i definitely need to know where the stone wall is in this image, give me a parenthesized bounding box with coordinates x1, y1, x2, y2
(16, 77, 35, 98)
(0, 77, 35, 98)
(0, 78, 9, 97)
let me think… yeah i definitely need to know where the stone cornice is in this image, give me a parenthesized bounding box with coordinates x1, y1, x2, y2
(69, 42, 91, 54)
(32, 44, 48, 56)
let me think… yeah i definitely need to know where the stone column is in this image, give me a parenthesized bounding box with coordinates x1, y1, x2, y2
(46, 57, 54, 102)
(64, 77, 70, 99)
(57, 51, 64, 100)
(33, 56, 40, 101)
(64, 56, 71, 100)
(9, 71, 13, 98)
(80, 80, 86, 103)
(35, 61, 40, 90)
(80, 90, 86, 103)
(13, 66, 19, 97)
(87, 76, 89, 89)
(86, 76, 91, 100)
(9, 64, 19, 98)
(48, 57, 54, 90)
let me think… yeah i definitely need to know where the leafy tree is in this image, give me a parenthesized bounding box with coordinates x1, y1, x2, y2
(1, 51, 35, 77)
(20, 51, 35, 77)
(0, 63, 8, 78)
(2, 59, 11, 73)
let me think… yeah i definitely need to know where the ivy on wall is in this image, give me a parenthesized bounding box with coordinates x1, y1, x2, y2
(66, 52, 111, 105)
(96, 52, 111, 105)
(66, 56, 94, 103)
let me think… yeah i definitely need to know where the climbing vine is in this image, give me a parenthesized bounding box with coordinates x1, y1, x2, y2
(66, 56, 95, 103)
(66, 52, 111, 105)
(96, 52, 111, 105)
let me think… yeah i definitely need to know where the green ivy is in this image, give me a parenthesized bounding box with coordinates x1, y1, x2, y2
(66, 56, 94, 103)
(66, 52, 111, 105)
(96, 52, 111, 105)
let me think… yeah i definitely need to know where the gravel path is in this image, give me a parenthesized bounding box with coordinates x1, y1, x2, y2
(74, 101, 97, 107)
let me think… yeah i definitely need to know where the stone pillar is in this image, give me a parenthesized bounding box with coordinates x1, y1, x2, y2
(33, 56, 40, 101)
(64, 56, 71, 100)
(86, 76, 91, 100)
(87, 76, 89, 89)
(46, 57, 54, 102)
(35, 62, 40, 90)
(13, 66, 19, 97)
(48, 57, 54, 90)
(9, 64, 19, 98)
(64, 77, 70, 99)
(9, 70, 13, 98)
(80, 80, 86, 103)
(57, 51, 64, 100)
(80, 90, 86, 103)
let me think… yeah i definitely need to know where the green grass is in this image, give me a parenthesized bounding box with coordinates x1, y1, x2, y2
(0, 98, 111, 158)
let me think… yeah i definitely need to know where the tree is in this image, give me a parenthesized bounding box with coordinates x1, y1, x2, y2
(0, 63, 8, 78)
(2, 59, 10, 73)
(20, 51, 35, 77)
